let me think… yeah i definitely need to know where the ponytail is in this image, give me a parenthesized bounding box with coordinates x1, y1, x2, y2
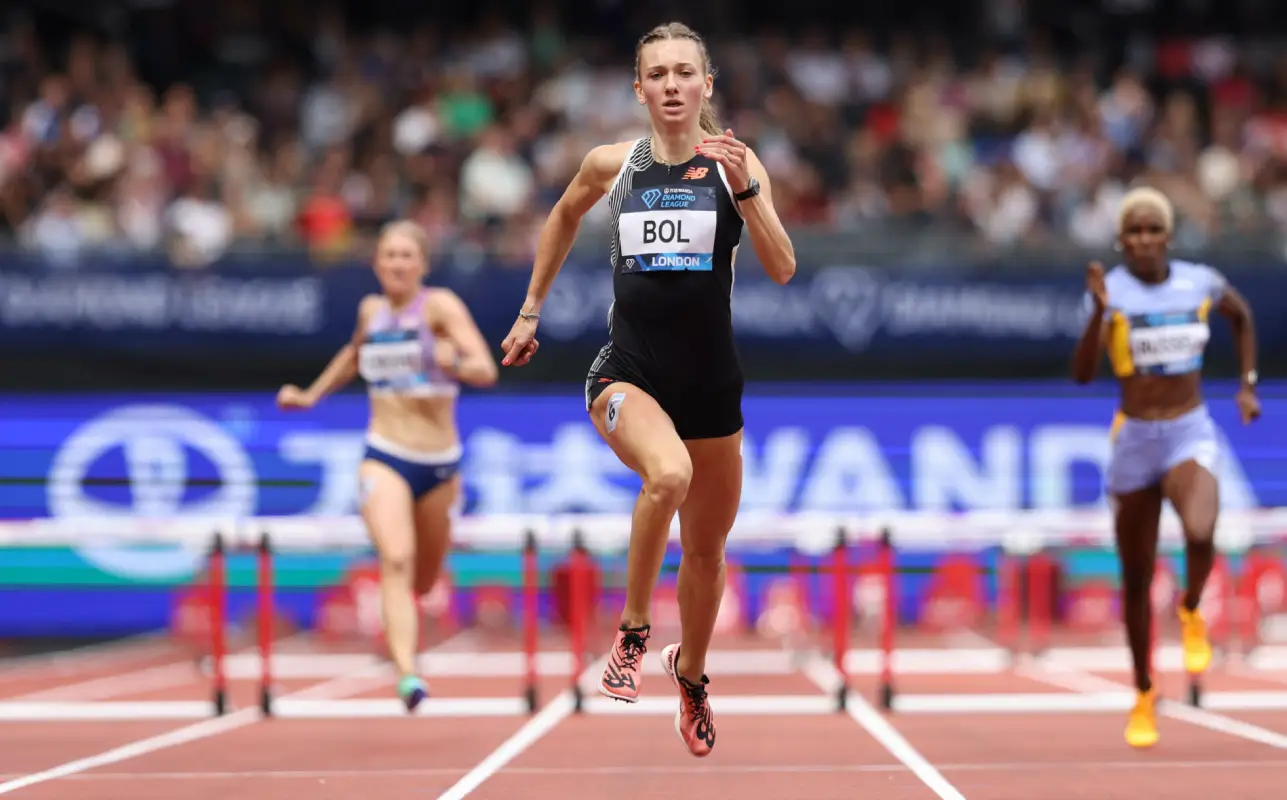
(698, 98, 720, 136)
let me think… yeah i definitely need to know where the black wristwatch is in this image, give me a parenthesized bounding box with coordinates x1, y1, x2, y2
(734, 178, 760, 202)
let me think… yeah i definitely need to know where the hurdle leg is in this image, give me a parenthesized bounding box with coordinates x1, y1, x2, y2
(1187, 589, 1202, 708)
(569, 530, 590, 712)
(523, 529, 539, 714)
(996, 553, 1021, 656)
(258, 531, 274, 716)
(1027, 551, 1053, 657)
(1240, 558, 1261, 658)
(208, 531, 228, 715)
(878, 527, 895, 710)
(831, 527, 849, 712)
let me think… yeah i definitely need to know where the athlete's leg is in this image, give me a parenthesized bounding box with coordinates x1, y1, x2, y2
(658, 429, 741, 758)
(1115, 487, 1163, 691)
(1162, 459, 1219, 674)
(673, 431, 741, 680)
(1113, 485, 1164, 748)
(412, 473, 460, 599)
(589, 381, 692, 701)
(357, 461, 422, 692)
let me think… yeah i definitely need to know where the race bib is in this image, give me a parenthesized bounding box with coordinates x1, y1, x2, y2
(359, 332, 423, 384)
(618, 186, 718, 272)
(1128, 312, 1209, 375)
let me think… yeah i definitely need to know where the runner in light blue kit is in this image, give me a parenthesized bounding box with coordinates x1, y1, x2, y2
(1071, 187, 1261, 749)
(276, 220, 498, 711)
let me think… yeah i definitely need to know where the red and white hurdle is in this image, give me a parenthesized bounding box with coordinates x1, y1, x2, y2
(1, 509, 1286, 722)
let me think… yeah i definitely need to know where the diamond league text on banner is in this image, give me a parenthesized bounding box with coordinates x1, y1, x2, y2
(0, 259, 1102, 356)
(0, 385, 1277, 520)
(0, 270, 326, 336)
(4, 258, 1280, 379)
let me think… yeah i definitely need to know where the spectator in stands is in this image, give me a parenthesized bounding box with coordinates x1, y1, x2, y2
(21, 184, 86, 268)
(459, 125, 535, 224)
(166, 178, 233, 268)
(2, 7, 1287, 266)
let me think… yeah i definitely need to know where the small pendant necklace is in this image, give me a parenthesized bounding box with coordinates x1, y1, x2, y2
(651, 138, 681, 174)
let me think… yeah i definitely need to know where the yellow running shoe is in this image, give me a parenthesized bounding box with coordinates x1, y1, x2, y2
(1125, 688, 1159, 749)
(1177, 604, 1213, 674)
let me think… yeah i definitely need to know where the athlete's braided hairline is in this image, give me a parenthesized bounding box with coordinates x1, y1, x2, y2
(635, 23, 714, 76)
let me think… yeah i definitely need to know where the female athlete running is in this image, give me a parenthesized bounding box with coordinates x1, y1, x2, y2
(277, 220, 497, 710)
(499, 21, 795, 757)
(1071, 186, 1260, 748)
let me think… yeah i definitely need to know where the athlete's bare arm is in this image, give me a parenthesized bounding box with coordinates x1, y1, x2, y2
(426, 288, 498, 387)
(1071, 262, 1109, 385)
(501, 141, 633, 367)
(1216, 281, 1261, 423)
(524, 141, 631, 314)
(696, 131, 795, 283)
(277, 295, 376, 409)
(739, 147, 795, 284)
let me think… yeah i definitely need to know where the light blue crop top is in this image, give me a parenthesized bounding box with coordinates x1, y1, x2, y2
(1089, 260, 1226, 378)
(357, 289, 459, 398)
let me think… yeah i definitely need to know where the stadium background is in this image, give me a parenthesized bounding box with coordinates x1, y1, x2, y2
(1, 0, 1286, 647)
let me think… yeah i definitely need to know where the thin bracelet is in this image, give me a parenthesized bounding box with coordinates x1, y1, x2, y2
(519, 311, 540, 320)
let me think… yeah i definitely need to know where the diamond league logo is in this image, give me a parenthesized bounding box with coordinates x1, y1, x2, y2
(47, 405, 257, 580)
(808, 266, 883, 351)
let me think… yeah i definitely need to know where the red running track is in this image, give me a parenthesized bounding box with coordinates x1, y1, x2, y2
(4, 639, 1287, 798)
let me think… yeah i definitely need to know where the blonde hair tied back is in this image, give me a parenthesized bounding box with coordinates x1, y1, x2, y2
(377, 219, 431, 263)
(635, 22, 721, 137)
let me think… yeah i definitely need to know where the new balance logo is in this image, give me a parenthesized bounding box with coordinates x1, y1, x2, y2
(603, 663, 636, 690)
(682, 167, 708, 180)
(694, 715, 715, 748)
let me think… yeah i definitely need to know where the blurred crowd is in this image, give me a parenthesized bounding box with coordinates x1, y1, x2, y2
(4, 5, 1287, 268)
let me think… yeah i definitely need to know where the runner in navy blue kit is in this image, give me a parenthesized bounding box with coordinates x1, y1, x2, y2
(500, 21, 795, 757)
(279, 220, 497, 712)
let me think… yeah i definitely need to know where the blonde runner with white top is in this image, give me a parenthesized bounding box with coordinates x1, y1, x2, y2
(276, 220, 498, 710)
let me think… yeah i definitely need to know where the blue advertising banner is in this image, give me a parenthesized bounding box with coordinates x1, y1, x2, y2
(0, 382, 1281, 521)
(2, 257, 1280, 379)
(1, 382, 1284, 638)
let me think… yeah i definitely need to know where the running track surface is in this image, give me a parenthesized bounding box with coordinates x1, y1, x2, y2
(4, 634, 1287, 799)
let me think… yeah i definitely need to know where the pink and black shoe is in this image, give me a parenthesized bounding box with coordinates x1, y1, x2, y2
(598, 623, 650, 702)
(660, 643, 715, 757)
